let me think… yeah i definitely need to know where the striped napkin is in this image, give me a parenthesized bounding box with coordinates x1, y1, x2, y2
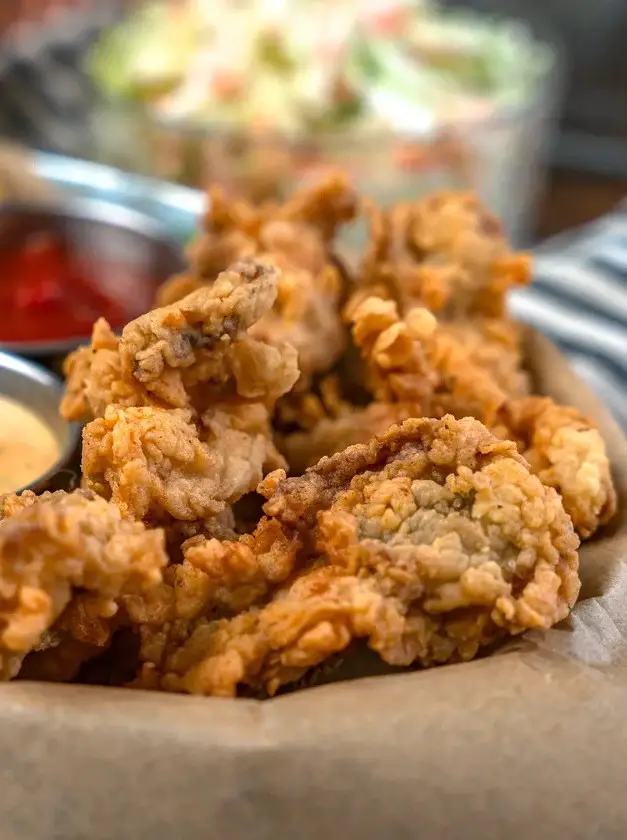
(514, 205, 627, 429)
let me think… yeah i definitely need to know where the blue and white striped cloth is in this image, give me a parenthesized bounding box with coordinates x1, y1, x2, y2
(514, 205, 627, 429)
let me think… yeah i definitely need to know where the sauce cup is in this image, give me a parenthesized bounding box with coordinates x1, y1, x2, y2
(0, 198, 185, 357)
(0, 351, 81, 494)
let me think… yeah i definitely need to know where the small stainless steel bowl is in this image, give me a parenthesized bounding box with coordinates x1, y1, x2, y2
(0, 351, 81, 494)
(0, 197, 186, 357)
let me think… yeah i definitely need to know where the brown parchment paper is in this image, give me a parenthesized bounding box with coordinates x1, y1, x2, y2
(1, 331, 627, 840)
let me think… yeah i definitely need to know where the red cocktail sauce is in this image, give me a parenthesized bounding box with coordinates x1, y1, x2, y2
(0, 234, 155, 343)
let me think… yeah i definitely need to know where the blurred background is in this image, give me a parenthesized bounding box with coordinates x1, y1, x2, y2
(1, 0, 626, 244)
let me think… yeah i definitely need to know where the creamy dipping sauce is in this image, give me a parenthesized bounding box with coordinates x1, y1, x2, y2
(0, 394, 61, 493)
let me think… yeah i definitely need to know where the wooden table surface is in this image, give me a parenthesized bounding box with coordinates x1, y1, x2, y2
(538, 170, 627, 239)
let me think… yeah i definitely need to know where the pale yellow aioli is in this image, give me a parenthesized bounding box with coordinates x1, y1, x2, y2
(0, 395, 61, 493)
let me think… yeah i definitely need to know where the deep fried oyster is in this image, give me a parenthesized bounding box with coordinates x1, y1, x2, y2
(82, 404, 284, 522)
(348, 297, 514, 423)
(1, 489, 46, 520)
(280, 301, 615, 538)
(132, 569, 404, 696)
(123, 515, 302, 650)
(278, 402, 415, 475)
(438, 318, 530, 399)
(61, 260, 299, 422)
(279, 297, 509, 471)
(496, 397, 617, 539)
(357, 193, 530, 319)
(130, 417, 580, 695)
(123, 261, 298, 408)
(187, 173, 356, 280)
(158, 508, 239, 564)
(0, 489, 167, 678)
(60, 318, 130, 422)
(157, 175, 357, 387)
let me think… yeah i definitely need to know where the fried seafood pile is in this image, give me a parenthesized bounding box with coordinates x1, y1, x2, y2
(0, 180, 616, 696)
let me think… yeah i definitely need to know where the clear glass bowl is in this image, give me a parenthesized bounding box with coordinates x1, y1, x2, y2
(86, 15, 561, 245)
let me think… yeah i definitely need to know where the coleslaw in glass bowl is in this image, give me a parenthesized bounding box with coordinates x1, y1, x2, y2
(88, 0, 559, 242)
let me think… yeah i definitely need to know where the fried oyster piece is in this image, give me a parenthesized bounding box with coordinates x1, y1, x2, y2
(60, 318, 125, 421)
(81, 403, 285, 523)
(279, 298, 616, 539)
(279, 296, 509, 472)
(0, 489, 167, 678)
(495, 397, 617, 539)
(130, 417, 580, 696)
(157, 175, 357, 387)
(437, 318, 530, 399)
(61, 259, 299, 422)
(358, 192, 531, 319)
(122, 514, 302, 639)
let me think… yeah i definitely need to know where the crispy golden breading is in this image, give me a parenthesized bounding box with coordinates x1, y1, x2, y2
(0, 490, 167, 678)
(358, 193, 531, 319)
(1, 489, 47, 519)
(157, 176, 356, 387)
(349, 297, 438, 404)
(158, 508, 239, 563)
(438, 318, 530, 398)
(185, 188, 259, 282)
(188, 173, 356, 278)
(123, 516, 302, 647)
(278, 402, 416, 475)
(350, 297, 509, 423)
(82, 404, 285, 523)
(17, 593, 129, 683)
(132, 568, 405, 697)
(269, 171, 357, 242)
(279, 297, 509, 471)
(496, 397, 617, 538)
(61, 260, 299, 422)
(60, 318, 131, 422)
(130, 417, 580, 695)
(280, 302, 615, 536)
(179, 517, 302, 613)
(121, 260, 298, 410)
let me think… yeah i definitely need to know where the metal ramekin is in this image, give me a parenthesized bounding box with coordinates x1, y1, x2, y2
(0, 351, 81, 494)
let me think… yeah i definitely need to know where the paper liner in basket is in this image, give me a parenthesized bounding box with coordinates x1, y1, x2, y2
(1, 330, 626, 840)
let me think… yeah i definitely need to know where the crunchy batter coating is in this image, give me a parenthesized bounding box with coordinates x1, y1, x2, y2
(497, 397, 617, 538)
(157, 176, 356, 387)
(82, 404, 285, 523)
(61, 318, 133, 422)
(1, 489, 52, 520)
(358, 193, 530, 319)
(350, 297, 508, 422)
(123, 515, 302, 650)
(438, 318, 530, 398)
(61, 260, 299, 422)
(122, 260, 298, 410)
(279, 402, 416, 475)
(0, 489, 167, 678)
(179, 517, 303, 614)
(279, 297, 509, 471)
(281, 308, 615, 538)
(133, 569, 405, 696)
(131, 417, 580, 695)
